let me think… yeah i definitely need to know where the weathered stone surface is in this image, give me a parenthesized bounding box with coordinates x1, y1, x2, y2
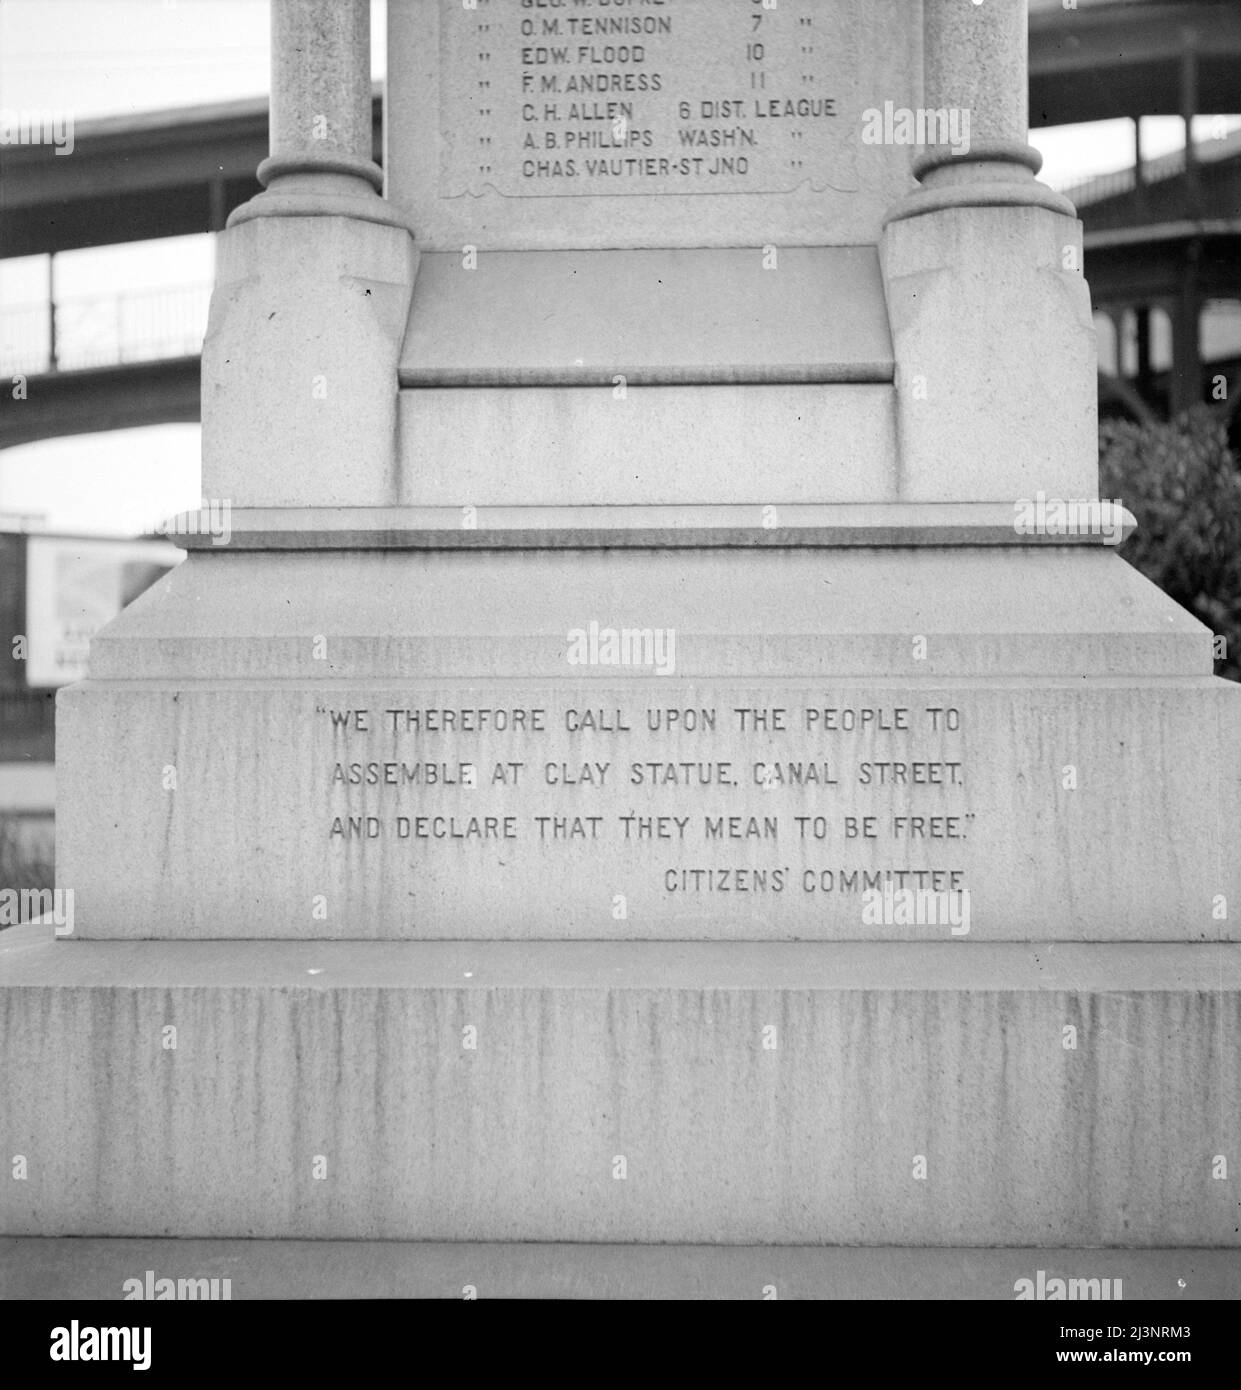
(4, 1237, 1238, 1301)
(921, 0, 1029, 152)
(81, 549, 1209, 683)
(55, 678, 1240, 943)
(399, 383, 897, 507)
(882, 205, 1098, 504)
(53, 548, 1237, 941)
(266, 0, 372, 171)
(202, 215, 418, 509)
(2, 926, 1237, 1245)
(399, 248, 894, 387)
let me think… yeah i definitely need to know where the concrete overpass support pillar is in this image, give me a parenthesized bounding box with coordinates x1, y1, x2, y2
(879, 0, 1099, 506)
(1136, 305, 1153, 399)
(200, 0, 418, 509)
(1172, 247, 1203, 418)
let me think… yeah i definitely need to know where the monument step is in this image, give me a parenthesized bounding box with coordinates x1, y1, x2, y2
(4, 1236, 1238, 1301)
(3, 928, 1238, 1246)
(85, 548, 1212, 679)
(398, 248, 894, 388)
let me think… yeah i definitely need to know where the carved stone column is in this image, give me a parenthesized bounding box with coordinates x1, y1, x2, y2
(202, 0, 418, 509)
(879, 0, 1096, 505)
(230, 0, 405, 228)
(890, 0, 1073, 224)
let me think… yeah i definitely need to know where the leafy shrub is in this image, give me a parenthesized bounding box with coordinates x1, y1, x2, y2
(1099, 407, 1241, 681)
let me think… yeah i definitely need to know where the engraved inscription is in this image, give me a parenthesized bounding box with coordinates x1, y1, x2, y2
(321, 693, 975, 932)
(440, 0, 858, 198)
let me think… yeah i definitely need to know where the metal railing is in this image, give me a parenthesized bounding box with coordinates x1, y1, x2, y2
(0, 282, 211, 377)
(1051, 128, 1241, 210)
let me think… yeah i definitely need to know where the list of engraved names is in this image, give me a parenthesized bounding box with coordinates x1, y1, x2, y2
(440, 0, 857, 198)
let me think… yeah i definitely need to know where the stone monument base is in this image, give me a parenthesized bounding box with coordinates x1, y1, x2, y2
(51, 531, 1241, 941)
(3, 923, 1238, 1247)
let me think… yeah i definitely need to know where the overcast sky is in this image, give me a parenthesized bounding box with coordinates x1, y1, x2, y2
(1, 0, 1236, 533)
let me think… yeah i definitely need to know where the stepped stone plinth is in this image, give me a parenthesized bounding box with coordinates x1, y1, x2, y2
(3, 0, 1238, 1295)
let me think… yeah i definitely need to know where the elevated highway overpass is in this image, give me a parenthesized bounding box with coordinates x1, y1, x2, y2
(1, 0, 1239, 447)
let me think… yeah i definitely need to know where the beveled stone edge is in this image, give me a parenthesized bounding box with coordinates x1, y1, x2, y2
(5, 928, 1238, 990)
(398, 362, 896, 388)
(165, 504, 1138, 551)
(883, 179, 1078, 227)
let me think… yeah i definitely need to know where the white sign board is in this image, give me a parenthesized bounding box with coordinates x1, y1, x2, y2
(25, 536, 182, 688)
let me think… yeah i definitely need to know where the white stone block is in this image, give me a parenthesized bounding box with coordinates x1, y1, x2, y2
(882, 206, 1098, 503)
(202, 215, 418, 508)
